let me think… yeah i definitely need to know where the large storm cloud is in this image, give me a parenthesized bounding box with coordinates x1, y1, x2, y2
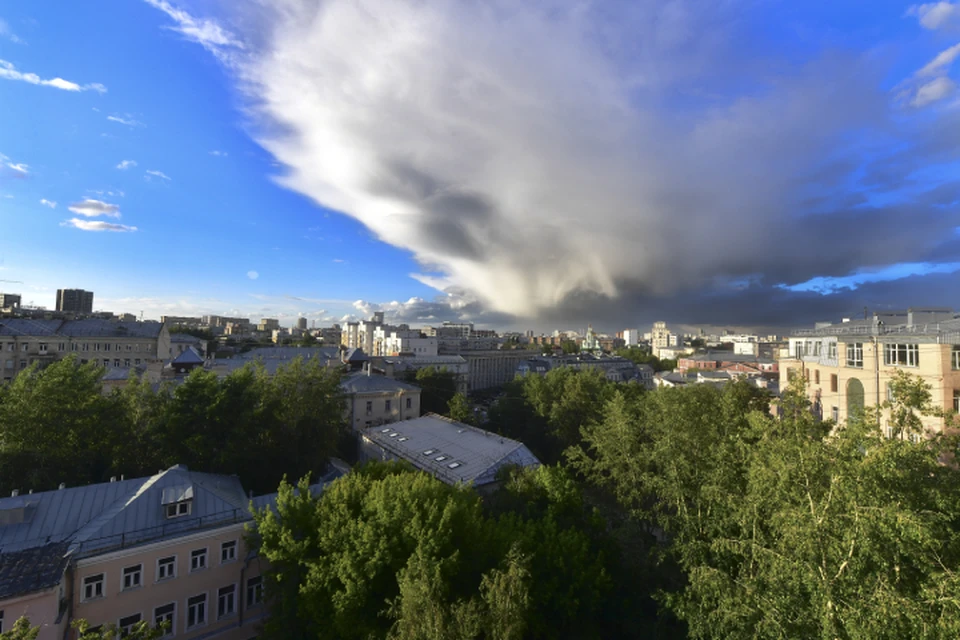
(152, 0, 960, 326)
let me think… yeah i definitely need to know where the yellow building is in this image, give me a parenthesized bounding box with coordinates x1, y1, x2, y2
(780, 309, 960, 438)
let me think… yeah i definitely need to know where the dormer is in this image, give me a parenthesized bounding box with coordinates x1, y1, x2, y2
(0, 496, 34, 526)
(161, 484, 194, 519)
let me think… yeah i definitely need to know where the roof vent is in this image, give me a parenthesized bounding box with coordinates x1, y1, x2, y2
(110, 476, 116, 482)
(10, 489, 18, 497)
(58, 483, 66, 490)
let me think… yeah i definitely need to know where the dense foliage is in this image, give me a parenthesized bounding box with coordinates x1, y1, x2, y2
(0, 355, 345, 494)
(400, 366, 459, 415)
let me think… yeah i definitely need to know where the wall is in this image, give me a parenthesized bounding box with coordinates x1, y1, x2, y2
(0, 585, 66, 640)
(346, 390, 421, 430)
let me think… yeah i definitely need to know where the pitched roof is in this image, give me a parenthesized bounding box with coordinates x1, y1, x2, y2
(172, 346, 204, 365)
(60, 320, 165, 338)
(343, 347, 369, 362)
(0, 542, 69, 600)
(0, 319, 63, 337)
(341, 372, 421, 394)
(362, 414, 540, 486)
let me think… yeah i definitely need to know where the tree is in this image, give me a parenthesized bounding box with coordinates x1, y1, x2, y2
(403, 367, 458, 415)
(1, 618, 166, 640)
(447, 393, 474, 425)
(0, 617, 37, 640)
(560, 340, 580, 355)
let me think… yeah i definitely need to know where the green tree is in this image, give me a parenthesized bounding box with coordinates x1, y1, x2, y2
(73, 618, 168, 639)
(0, 617, 38, 640)
(447, 392, 473, 424)
(403, 367, 458, 415)
(560, 340, 580, 354)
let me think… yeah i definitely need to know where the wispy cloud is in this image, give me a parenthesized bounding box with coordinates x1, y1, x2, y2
(0, 59, 106, 92)
(209, 150, 228, 157)
(67, 199, 121, 218)
(39, 199, 57, 209)
(145, 169, 171, 180)
(107, 114, 143, 127)
(0, 18, 25, 44)
(62, 219, 137, 233)
(247, 270, 259, 280)
(5, 162, 28, 176)
(116, 159, 137, 170)
(912, 75, 956, 106)
(142, 0, 244, 63)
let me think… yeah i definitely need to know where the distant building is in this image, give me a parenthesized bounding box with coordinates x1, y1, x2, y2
(359, 414, 540, 490)
(0, 293, 21, 310)
(56, 289, 94, 314)
(462, 350, 538, 392)
(622, 329, 640, 346)
(341, 365, 422, 429)
(296, 317, 308, 331)
(202, 315, 251, 330)
(651, 321, 673, 351)
(677, 351, 778, 377)
(160, 316, 203, 328)
(258, 318, 280, 332)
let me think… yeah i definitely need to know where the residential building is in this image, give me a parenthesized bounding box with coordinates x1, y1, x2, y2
(651, 321, 672, 350)
(359, 414, 540, 490)
(377, 355, 470, 395)
(296, 317, 308, 331)
(202, 316, 251, 331)
(677, 352, 778, 377)
(160, 316, 203, 328)
(461, 350, 538, 392)
(0, 465, 286, 640)
(0, 294, 21, 311)
(257, 319, 279, 332)
(622, 329, 640, 346)
(779, 308, 960, 436)
(517, 353, 650, 386)
(341, 365, 422, 429)
(375, 327, 438, 357)
(56, 290, 94, 315)
(0, 319, 171, 382)
(655, 345, 693, 360)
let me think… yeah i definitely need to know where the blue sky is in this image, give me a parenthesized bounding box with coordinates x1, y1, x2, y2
(2, 1, 960, 330)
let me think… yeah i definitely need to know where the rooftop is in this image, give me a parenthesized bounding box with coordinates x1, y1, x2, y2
(0, 319, 165, 339)
(341, 371, 421, 394)
(362, 414, 540, 486)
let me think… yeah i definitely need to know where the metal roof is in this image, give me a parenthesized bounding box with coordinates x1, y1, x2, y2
(171, 346, 204, 365)
(0, 319, 63, 337)
(363, 414, 540, 486)
(341, 372, 421, 394)
(0, 319, 165, 339)
(0, 542, 70, 600)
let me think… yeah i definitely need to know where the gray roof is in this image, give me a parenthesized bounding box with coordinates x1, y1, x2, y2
(170, 333, 204, 344)
(172, 346, 204, 365)
(341, 372, 421, 394)
(0, 542, 70, 600)
(343, 347, 369, 362)
(0, 319, 165, 339)
(102, 366, 146, 381)
(0, 465, 249, 557)
(686, 351, 775, 364)
(363, 414, 540, 486)
(242, 346, 339, 360)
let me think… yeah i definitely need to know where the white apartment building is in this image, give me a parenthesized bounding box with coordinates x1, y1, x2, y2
(622, 329, 640, 346)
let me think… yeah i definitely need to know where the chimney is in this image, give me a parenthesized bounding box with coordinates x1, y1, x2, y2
(120, 474, 124, 481)
(110, 476, 116, 482)
(59, 483, 66, 490)
(367, 362, 372, 377)
(11, 489, 19, 497)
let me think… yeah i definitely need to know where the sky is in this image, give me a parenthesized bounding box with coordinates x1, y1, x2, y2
(1, 1, 960, 331)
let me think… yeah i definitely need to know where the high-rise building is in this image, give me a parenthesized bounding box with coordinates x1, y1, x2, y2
(56, 288, 94, 314)
(0, 293, 21, 310)
(297, 317, 308, 330)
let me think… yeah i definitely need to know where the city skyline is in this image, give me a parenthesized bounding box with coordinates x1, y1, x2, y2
(2, 1, 960, 329)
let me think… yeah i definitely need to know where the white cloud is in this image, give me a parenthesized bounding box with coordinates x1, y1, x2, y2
(247, 270, 259, 280)
(116, 159, 138, 170)
(0, 59, 106, 92)
(209, 150, 228, 156)
(913, 75, 956, 106)
(62, 219, 137, 232)
(107, 115, 143, 127)
(332, 258, 346, 263)
(145, 169, 171, 180)
(908, 2, 960, 30)
(67, 199, 121, 218)
(142, 0, 244, 63)
(39, 199, 57, 209)
(0, 18, 24, 44)
(918, 42, 960, 76)
(5, 162, 28, 176)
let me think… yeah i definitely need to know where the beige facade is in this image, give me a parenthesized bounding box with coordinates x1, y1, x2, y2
(781, 335, 960, 437)
(0, 583, 67, 640)
(344, 386, 421, 430)
(71, 523, 265, 640)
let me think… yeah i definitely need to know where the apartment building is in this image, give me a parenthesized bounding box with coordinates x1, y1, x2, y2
(779, 309, 960, 437)
(0, 465, 278, 640)
(341, 366, 422, 430)
(0, 319, 172, 381)
(0, 294, 21, 311)
(56, 290, 94, 315)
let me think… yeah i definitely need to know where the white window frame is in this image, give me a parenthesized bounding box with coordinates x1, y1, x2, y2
(122, 563, 143, 591)
(153, 602, 175, 638)
(220, 540, 237, 564)
(952, 345, 960, 370)
(246, 576, 263, 607)
(1, 609, 4, 634)
(883, 343, 919, 368)
(157, 555, 177, 582)
(118, 613, 142, 636)
(190, 548, 208, 573)
(845, 343, 863, 368)
(82, 573, 105, 601)
(186, 593, 208, 630)
(954, 389, 959, 413)
(217, 584, 237, 619)
(166, 501, 191, 519)
(828, 342, 837, 359)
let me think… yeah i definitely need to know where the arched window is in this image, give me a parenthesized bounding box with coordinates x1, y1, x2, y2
(847, 377, 864, 418)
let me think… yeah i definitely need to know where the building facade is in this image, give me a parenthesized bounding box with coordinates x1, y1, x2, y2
(0, 294, 21, 311)
(341, 367, 422, 430)
(779, 309, 960, 437)
(56, 290, 94, 314)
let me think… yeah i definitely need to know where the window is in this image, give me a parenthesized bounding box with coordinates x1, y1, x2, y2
(406, 397, 412, 409)
(166, 501, 190, 518)
(95, 343, 101, 352)
(118, 614, 142, 637)
(157, 556, 176, 581)
(186, 594, 207, 629)
(114, 359, 121, 367)
(365, 400, 373, 415)
(20, 343, 28, 352)
(830, 374, 838, 392)
(794, 342, 804, 358)
(435, 455, 448, 462)
(126, 344, 132, 352)
(190, 548, 207, 572)
(448, 462, 462, 469)
(813, 342, 822, 356)
(38, 342, 48, 353)
(0, 610, 4, 634)
(814, 370, 820, 385)
(954, 390, 959, 413)
(218, 585, 236, 619)
(385, 399, 392, 412)
(246, 576, 263, 607)
(422, 449, 436, 456)
(221, 540, 237, 564)
(135, 359, 141, 365)
(104, 343, 111, 352)
(887, 382, 896, 404)
(828, 342, 837, 359)
(953, 345, 960, 370)
(122, 564, 142, 590)
(831, 407, 839, 422)
(154, 603, 175, 636)
(83, 573, 105, 601)
(124, 359, 131, 367)
(846, 343, 863, 368)
(82, 343, 89, 352)
(884, 424, 894, 439)
(884, 343, 919, 367)
(72, 343, 78, 351)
